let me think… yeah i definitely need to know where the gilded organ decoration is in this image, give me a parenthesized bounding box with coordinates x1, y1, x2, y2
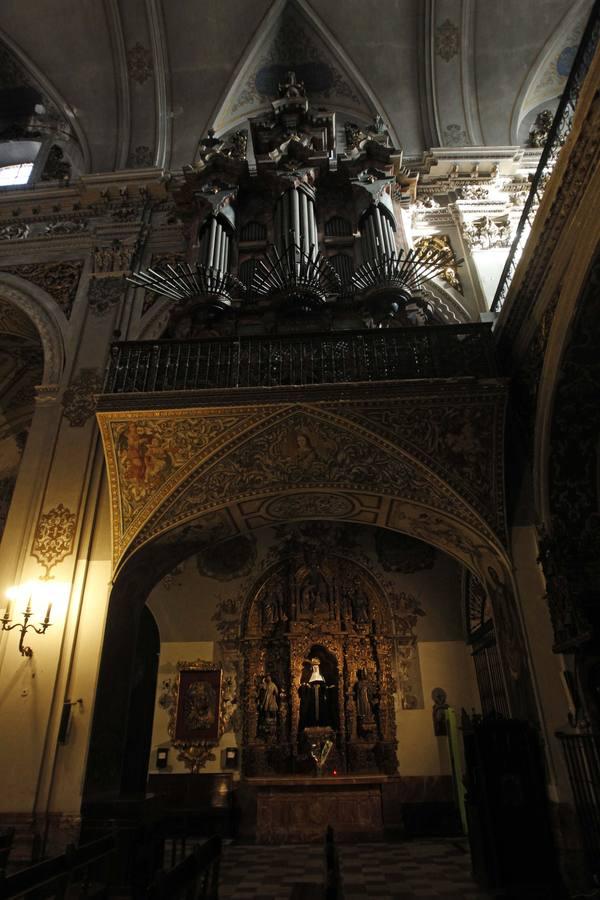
(413, 235, 463, 294)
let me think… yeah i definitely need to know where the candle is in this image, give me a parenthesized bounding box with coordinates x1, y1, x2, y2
(24, 595, 32, 616)
(44, 602, 52, 624)
(3, 600, 12, 621)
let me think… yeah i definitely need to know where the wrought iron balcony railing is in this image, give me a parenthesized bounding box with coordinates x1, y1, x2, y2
(491, 0, 600, 312)
(102, 324, 496, 395)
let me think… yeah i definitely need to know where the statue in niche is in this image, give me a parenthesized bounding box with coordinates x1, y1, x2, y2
(432, 687, 449, 736)
(258, 674, 279, 737)
(262, 576, 287, 628)
(298, 656, 336, 731)
(299, 570, 332, 619)
(355, 670, 376, 720)
(345, 577, 369, 625)
(354, 669, 378, 737)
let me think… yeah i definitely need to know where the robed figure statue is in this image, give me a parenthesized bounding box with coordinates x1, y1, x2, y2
(298, 657, 336, 731)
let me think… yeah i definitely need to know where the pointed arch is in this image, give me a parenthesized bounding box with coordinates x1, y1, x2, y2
(209, 0, 400, 146)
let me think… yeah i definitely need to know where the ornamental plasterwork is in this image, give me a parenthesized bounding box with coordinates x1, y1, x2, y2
(221, 3, 368, 127)
(462, 215, 513, 250)
(435, 19, 460, 62)
(1, 261, 83, 320)
(61, 368, 103, 427)
(31, 503, 77, 579)
(93, 241, 137, 274)
(87, 276, 125, 317)
(444, 124, 469, 147)
(0, 223, 29, 241)
(127, 145, 154, 168)
(126, 43, 153, 85)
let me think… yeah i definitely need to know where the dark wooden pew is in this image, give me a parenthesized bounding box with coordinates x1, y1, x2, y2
(0, 831, 15, 874)
(147, 835, 221, 900)
(0, 834, 116, 900)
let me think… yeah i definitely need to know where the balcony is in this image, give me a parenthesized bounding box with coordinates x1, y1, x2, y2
(101, 323, 496, 399)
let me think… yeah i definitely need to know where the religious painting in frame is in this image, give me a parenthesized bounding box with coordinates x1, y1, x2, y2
(174, 662, 222, 743)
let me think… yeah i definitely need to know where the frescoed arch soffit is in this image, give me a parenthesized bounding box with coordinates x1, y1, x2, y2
(97, 385, 508, 576)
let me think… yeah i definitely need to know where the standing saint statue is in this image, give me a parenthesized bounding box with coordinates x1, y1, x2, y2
(258, 675, 279, 737)
(298, 657, 336, 730)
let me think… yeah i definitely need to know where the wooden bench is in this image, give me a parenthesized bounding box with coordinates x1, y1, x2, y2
(0, 831, 15, 874)
(147, 836, 221, 900)
(0, 835, 116, 900)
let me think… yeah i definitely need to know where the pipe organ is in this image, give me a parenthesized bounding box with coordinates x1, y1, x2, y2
(128, 70, 460, 333)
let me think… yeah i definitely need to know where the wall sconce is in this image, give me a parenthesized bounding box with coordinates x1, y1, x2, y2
(2, 592, 53, 657)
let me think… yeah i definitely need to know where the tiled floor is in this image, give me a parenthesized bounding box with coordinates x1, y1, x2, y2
(219, 838, 494, 899)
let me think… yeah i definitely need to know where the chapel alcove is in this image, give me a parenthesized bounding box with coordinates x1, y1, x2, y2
(144, 520, 483, 800)
(240, 550, 397, 776)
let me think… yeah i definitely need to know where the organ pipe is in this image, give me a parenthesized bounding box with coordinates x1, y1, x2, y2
(360, 204, 397, 262)
(200, 215, 233, 274)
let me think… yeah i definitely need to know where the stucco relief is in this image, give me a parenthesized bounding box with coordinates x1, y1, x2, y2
(31, 503, 77, 579)
(1, 261, 83, 320)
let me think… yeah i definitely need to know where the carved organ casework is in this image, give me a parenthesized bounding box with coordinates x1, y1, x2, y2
(241, 547, 398, 776)
(127, 70, 462, 336)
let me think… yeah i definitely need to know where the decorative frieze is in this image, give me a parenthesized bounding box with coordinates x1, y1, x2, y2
(0, 223, 29, 241)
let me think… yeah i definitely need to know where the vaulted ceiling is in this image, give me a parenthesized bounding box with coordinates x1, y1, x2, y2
(0, 0, 593, 173)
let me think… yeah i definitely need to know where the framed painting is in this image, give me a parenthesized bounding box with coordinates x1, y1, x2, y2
(173, 663, 222, 744)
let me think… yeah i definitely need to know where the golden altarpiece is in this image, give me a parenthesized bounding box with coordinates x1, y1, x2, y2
(241, 547, 398, 777)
